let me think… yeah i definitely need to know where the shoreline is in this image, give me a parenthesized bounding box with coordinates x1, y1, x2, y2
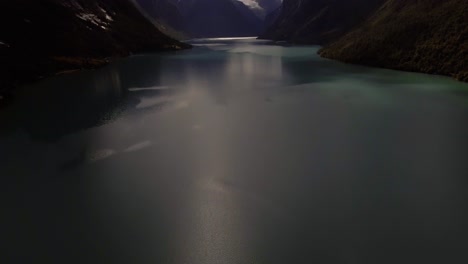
(0, 44, 191, 107)
(259, 38, 468, 83)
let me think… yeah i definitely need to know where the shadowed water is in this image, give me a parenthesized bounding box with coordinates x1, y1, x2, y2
(1, 38, 468, 264)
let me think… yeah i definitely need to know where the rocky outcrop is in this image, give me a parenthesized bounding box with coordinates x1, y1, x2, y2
(319, 0, 468, 82)
(261, 0, 385, 44)
(0, 0, 189, 96)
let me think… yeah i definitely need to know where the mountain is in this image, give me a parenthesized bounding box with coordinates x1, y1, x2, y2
(260, 0, 385, 44)
(320, 0, 468, 82)
(0, 0, 189, 97)
(262, 0, 467, 81)
(134, 0, 187, 39)
(180, 0, 263, 38)
(255, 0, 282, 15)
(237, 0, 282, 18)
(263, 4, 282, 29)
(136, 0, 272, 38)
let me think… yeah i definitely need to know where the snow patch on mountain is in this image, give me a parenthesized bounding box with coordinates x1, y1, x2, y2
(236, 0, 262, 11)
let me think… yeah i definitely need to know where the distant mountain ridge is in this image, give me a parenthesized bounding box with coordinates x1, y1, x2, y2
(261, 0, 385, 44)
(238, 0, 282, 18)
(137, 0, 268, 38)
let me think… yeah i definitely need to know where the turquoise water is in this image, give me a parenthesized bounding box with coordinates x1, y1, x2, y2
(1, 38, 468, 264)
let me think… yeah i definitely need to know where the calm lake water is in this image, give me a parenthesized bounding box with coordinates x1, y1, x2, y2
(2, 38, 468, 264)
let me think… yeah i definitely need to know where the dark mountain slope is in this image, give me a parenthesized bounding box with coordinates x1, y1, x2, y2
(255, 0, 282, 14)
(320, 0, 468, 81)
(264, 6, 282, 29)
(260, 0, 385, 44)
(136, 0, 265, 38)
(134, 0, 187, 39)
(183, 0, 262, 38)
(0, 0, 188, 96)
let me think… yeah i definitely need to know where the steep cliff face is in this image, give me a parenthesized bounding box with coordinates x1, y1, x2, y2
(261, 0, 385, 44)
(319, 0, 468, 81)
(0, 0, 188, 95)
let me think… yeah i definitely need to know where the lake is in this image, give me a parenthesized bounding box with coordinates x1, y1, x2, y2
(1, 38, 468, 264)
